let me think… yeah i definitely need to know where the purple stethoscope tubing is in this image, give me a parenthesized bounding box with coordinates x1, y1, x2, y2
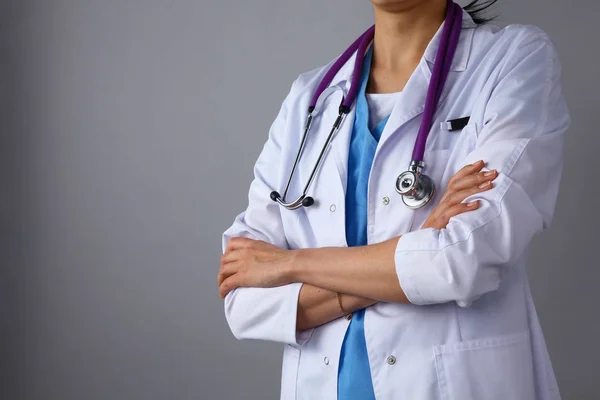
(309, 25, 375, 113)
(271, 0, 462, 210)
(413, 0, 462, 162)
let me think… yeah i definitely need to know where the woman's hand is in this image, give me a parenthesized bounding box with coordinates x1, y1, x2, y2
(422, 160, 497, 230)
(218, 237, 295, 298)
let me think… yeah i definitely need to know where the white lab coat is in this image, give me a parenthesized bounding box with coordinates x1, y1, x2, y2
(222, 9, 570, 400)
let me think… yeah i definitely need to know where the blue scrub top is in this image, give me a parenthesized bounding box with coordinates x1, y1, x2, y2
(338, 46, 392, 400)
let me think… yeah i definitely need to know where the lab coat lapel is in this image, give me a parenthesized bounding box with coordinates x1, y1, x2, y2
(327, 10, 476, 196)
(377, 14, 475, 149)
(328, 54, 441, 199)
(376, 62, 430, 151)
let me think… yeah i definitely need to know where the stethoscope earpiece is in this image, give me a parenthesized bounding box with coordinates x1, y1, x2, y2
(270, 191, 281, 202)
(302, 197, 315, 207)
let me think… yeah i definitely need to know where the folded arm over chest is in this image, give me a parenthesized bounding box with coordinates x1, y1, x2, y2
(222, 78, 307, 346)
(221, 76, 372, 345)
(395, 28, 571, 307)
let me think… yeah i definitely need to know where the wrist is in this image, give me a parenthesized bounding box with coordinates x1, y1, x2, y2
(287, 248, 308, 283)
(342, 293, 377, 313)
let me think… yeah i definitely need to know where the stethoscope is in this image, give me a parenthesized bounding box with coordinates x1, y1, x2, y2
(270, 0, 463, 210)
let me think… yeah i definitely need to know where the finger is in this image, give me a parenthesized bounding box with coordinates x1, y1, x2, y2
(447, 160, 485, 186)
(432, 200, 480, 228)
(229, 237, 265, 253)
(219, 275, 242, 298)
(221, 249, 245, 265)
(226, 237, 253, 252)
(444, 179, 495, 206)
(217, 268, 226, 287)
(217, 268, 225, 287)
(441, 200, 481, 224)
(218, 262, 237, 286)
(448, 169, 498, 193)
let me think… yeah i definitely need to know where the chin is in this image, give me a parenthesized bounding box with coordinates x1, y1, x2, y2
(370, 0, 440, 12)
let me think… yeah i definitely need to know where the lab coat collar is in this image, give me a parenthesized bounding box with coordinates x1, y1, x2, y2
(331, 8, 477, 85)
(328, 9, 477, 199)
(423, 8, 477, 72)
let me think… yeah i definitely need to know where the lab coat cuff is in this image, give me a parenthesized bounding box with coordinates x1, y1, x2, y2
(395, 228, 441, 306)
(295, 328, 314, 347)
(286, 283, 314, 347)
(224, 282, 313, 346)
(282, 283, 313, 347)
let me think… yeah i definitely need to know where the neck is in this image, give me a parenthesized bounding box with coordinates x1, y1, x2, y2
(371, 0, 447, 72)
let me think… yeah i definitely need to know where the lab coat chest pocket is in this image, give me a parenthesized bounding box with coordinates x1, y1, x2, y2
(429, 123, 479, 195)
(433, 331, 536, 400)
(280, 345, 300, 400)
(425, 122, 478, 179)
(426, 120, 473, 152)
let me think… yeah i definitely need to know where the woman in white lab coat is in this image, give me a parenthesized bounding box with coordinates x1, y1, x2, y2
(218, 0, 571, 399)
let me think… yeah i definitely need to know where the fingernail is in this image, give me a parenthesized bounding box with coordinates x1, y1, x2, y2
(484, 170, 496, 177)
(472, 160, 483, 166)
(467, 200, 478, 207)
(479, 181, 491, 188)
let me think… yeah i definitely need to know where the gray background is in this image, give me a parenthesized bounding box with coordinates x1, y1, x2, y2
(0, 0, 597, 399)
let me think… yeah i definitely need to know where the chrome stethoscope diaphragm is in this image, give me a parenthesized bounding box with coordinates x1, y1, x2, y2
(395, 160, 436, 210)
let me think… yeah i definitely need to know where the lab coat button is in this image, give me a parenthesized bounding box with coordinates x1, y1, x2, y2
(330, 204, 336, 212)
(324, 356, 329, 365)
(383, 196, 390, 205)
(386, 355, 396, 365)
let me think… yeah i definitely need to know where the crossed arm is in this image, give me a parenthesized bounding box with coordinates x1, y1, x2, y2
(219, 33, 569, 341)
(218, 162, 498, 331)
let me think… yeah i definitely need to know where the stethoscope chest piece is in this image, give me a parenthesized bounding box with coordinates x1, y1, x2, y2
(395, 161, 435, 210)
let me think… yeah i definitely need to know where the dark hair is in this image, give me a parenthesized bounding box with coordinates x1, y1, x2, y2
(463, 0, 499, 25)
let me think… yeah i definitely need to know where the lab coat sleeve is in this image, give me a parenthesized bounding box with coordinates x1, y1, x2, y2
(221, 78, 313, 347)
(395, 28, 571, 307)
